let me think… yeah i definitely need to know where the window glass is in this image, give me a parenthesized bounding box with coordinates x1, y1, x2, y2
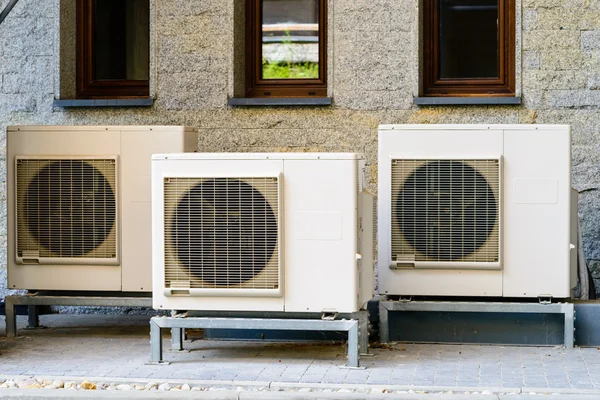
(261, 0, 319, 80)
(439, 0, 498, 79)
(93, 0, 149, 81)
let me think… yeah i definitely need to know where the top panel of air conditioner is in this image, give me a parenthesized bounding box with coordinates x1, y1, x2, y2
(379, 124, 570, 131)
(152, 153, 365, 161)
(8, 125, 195, 132)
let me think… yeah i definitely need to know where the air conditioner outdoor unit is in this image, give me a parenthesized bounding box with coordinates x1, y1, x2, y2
(152, 153, 374, 312)
(378, 124, 576, 298)
(7, 125, 197, 292)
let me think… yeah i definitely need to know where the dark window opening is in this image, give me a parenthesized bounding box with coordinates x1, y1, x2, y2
(423, 0, 515, 96)
(439, 0, 498, 79)
(77, 0, 150, 99)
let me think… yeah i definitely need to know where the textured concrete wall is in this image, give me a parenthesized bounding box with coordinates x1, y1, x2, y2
(1, 0, 600, 297)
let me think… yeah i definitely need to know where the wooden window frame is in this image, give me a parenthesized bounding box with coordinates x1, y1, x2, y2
(245, 0, 327, 98)
(76, 0, 150, 99)
(422, 0, 515, 97)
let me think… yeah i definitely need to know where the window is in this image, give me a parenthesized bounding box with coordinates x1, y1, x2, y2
(422, 0, 515, 96)
(76, 0, 150, 99)
(245, 0, 327, 98)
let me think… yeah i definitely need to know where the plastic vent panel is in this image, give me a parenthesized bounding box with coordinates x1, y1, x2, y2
(164, 177, 280, 290)
(391, 159, 500, 264)
(16, 158, 118, 260)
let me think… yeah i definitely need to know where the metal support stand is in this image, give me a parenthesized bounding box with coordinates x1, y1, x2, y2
(4, 294, 152, 338)
(149, 311, 369, 368)
(379, 300, 575, 348)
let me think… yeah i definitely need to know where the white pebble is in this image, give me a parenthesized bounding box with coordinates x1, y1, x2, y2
(52, 381, 64, 389)
(158, 383, 171, 391)
(44, 385, 58, 390)
(191, 387, 202, 391)
(64, 382, 77, 389)
(116, 384, 133, 391)
(181, 384, 191, 391)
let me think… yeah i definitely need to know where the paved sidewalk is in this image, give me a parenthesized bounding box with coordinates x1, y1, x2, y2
(1, 313, 600, 394)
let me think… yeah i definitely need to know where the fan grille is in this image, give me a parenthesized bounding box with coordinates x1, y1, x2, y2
(16, 159, 117, 259)
(164, 177, 280, 290)
(391, 159, 500, 263)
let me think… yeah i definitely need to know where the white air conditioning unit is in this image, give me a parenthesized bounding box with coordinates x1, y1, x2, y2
(378, 124, 576, 298)
(7, 126, 197, 292)
(152, 153, 374, 313)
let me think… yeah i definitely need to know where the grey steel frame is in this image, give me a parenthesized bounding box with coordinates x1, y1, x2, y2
(379, 301, 575, 348)
(150, 311, 369, 368)
(3, 295, 152, 338)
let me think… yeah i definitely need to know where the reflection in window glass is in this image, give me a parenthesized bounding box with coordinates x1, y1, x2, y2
(439, 0, 498, 79)
(262, 0, 319, 80)
(93, 0, 149, 81)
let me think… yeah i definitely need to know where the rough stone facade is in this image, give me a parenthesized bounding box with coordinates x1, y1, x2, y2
(1, 0, 600, 297)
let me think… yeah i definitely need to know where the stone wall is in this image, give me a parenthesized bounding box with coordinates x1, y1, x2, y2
(1, 0, 600, 297)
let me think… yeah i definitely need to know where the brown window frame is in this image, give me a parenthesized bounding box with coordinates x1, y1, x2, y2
(422, 0, 515, 97)
(76, 0, 150, 99)
(245, 0, 328, 98)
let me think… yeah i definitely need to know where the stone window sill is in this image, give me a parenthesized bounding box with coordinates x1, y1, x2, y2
(53, 98, 154, 107)
(228, 98, 332, 106)
(414, 97, 521, 106)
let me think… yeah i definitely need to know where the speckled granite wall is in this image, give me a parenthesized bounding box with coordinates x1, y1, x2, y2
(1, 0, 600, 298)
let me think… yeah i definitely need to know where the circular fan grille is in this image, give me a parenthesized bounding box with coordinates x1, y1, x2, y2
(396, 160, 497, 261)
(25, 160, 116, 257)
(172, 178, 278, 286)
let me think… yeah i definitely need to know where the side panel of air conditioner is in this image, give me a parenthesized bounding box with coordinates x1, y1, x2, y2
(7, 129, 122, 291)
(283, 159, 360, 313)
(120, 129, 197, 292)
(152, 158, 286, 311)
(378, 128, 504, 296)
(502, 128, 571, 297)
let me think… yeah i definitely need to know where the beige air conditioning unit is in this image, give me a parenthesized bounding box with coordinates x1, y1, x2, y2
(7, 126, 197, 292)
(378, 124, 576, 298)
(152, 153, 374, 313)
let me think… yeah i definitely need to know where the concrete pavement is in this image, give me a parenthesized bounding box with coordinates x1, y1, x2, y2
(1, 313, 600, 397)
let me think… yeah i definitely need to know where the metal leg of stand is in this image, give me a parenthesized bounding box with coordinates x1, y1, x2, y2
(171, 328, 184, 351)
(150, 319, 163, 363)
(564, 304, 575, 349)
(357, 311, 369, 355)
(378, 302, 389, 344)
(347, 322, 359, 368)
(5, 298, 16, 338)
(27, 305, 40, 329)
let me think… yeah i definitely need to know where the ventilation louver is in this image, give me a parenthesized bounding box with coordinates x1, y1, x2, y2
(164, 177, 280, 294)
(15, 157, 118, 264)
(391, 159, 500, 268)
